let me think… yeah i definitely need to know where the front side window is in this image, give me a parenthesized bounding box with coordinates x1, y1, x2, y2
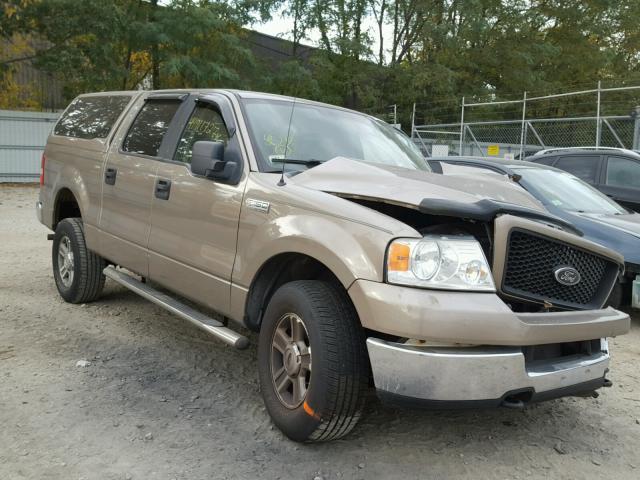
(606, 156, 640, 189)
(54, 95, 131, 139)
(555, 155, 599, 182)
(122, 100, 181, 157)
(174, 103, 229, 163)
(241, 99, 430, 172)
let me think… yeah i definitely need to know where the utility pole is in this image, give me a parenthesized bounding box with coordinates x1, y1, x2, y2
(518, 92, 527, 160)
(596, 81, 602, 148)
(459, 97, 465, 155)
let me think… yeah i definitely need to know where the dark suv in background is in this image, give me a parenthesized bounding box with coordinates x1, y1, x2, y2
(527, 147, 640, 212)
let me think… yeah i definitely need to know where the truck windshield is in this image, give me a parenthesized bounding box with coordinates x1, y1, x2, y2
(515, 167, 627, 215)
(240, 98, 430, 173)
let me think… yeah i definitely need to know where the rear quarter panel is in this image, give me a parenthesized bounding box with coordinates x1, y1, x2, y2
(42, 136, 108, 238)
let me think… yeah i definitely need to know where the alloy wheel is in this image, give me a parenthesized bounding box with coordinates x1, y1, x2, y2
(57, 235, 75, 287)
(270, 312, 312, 409)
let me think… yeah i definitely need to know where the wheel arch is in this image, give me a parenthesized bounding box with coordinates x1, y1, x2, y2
(53, 187, 82, 227)
(243, 252, 346, 332)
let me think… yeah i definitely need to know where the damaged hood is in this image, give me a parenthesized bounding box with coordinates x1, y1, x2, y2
(290, 157, 545, 211)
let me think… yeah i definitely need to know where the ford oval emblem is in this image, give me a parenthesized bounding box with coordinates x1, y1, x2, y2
(554, 266, 581, 286)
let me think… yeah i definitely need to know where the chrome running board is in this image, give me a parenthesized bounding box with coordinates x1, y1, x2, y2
(103, 266, 249, 350)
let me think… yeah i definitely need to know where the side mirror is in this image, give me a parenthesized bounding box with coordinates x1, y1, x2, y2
(191, 141, 237, 181)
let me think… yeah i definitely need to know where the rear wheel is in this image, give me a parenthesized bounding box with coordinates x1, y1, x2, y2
(52, 218, 106, 303)
(257, 280, 369, 442)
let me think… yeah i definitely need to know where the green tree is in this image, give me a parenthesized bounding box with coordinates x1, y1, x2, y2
(1, 0, 277, 100)
(3, 0, 640, 123)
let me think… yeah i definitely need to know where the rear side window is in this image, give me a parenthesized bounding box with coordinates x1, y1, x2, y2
(606, 156, 640, 188)
(54, 95, 131, 139)
(555, 155, 599, 182)
(122, 100, 181, 157)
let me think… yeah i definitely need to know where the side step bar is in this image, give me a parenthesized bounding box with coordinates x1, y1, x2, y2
(103, 266, 249, 350)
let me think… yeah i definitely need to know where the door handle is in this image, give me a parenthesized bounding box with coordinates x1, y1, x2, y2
(155, 178, 171, 200)
(105, 167, 117, 185)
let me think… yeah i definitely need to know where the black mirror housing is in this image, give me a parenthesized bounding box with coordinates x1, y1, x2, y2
(190, 141, 231, 179)
(191, 140, 241, 183)
(191, 141, 224, 175)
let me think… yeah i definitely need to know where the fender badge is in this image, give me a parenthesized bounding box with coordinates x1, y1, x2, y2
(246, 198, 270, 213)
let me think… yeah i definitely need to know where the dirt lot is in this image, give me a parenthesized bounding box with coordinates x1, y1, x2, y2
(1, 184, 639, 480)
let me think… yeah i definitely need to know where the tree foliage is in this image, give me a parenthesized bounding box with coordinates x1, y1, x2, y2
(1, 0, 639, 124)
(1, 0, 275, 104)
(275, 0, 640, 125)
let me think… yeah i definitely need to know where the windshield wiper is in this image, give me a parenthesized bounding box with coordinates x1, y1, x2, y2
(271, 158, 323, 167)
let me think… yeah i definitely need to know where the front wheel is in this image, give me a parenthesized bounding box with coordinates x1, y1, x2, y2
(257, 280, 370, 442)
(52, 217, 106, 303)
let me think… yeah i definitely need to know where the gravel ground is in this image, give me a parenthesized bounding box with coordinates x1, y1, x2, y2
(1, 184, 639, 480)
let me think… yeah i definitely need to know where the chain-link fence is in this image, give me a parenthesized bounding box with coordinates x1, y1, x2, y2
(412, 84, 640, 158)
(363, 104, 398, 127)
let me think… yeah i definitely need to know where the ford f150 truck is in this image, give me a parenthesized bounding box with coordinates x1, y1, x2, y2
(37, 89, 630, 442)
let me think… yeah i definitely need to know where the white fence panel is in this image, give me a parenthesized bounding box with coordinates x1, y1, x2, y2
(0, 110, 59, 182)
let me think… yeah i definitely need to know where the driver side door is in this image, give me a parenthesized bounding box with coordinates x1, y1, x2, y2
(147, 94, 248, 316)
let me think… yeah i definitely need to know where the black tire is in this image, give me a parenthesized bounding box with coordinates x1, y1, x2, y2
(52, 217, 106, 303)
(257, 280, 370, 442)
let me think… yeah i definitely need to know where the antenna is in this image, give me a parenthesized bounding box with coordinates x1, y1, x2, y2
(278, 97, 297, 187)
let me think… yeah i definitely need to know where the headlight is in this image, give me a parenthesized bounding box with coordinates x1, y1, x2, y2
(386, 235, 495, 291)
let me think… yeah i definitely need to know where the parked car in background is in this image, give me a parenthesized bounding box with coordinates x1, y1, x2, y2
(527, 147, 640, 212)
(428, 156, 640, 307)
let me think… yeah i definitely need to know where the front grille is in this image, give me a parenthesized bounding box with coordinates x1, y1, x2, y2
(502, 230, 619, 310)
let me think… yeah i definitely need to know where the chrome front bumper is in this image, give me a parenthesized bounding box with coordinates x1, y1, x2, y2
(367, 337, 610, 406)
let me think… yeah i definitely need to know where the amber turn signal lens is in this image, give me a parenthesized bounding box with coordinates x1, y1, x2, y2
(388, 242, 410, 271)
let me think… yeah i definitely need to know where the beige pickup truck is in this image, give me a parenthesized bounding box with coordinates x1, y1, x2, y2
(37, 89, 630, 442)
